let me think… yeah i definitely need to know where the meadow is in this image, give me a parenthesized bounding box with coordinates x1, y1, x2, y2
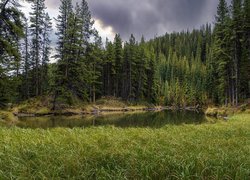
(0, 113, 249, 179)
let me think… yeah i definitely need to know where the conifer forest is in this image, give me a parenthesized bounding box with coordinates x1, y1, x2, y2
(0, 0, 249, 108)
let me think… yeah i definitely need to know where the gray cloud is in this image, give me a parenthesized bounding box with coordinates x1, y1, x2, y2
(87, 0, 221, 40)
(44, 0, 223, 41)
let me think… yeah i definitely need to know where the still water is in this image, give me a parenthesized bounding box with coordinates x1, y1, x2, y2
(13, 110, 208, 129)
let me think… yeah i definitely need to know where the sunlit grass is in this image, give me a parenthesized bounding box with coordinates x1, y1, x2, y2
(0, 114, 249, 179)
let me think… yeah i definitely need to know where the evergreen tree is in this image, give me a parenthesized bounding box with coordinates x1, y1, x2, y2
(240, 0, 250, 99)
(53, 0, 95, 107)
(55, 0, 73, 61)
(230, 0, 243, 105)
(0, 0, 24, 104)
(86, 32, 103, 102)
(135, 36, 147, 101)
(114, 34, 123, 97)
(103, 39, 115, 96)
(40, 13, 52, 94)
(128, 34, 137, 101)
(21, 17, 31, 100)
(29, 0, 46, 96)
(213, 0, 231, 105)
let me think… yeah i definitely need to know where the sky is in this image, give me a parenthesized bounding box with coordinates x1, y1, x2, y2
(20, 0, 228, 43)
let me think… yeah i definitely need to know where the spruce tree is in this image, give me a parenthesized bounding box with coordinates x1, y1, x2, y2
(41, 13, 52, 94)
(55, 0, 73, 61)
(86, 32, 103, 102)
(53, 0, 95, 107)
(114, 34, 123, 97)
(0, 0, 24, 104)
(213, 0, 231, 105)
(231, 0, 243, 106)
(103, 39, 115, 96)
(29, 0, 46, 96)
(21, 17, 31, 100)
(240, 0, 250, 99)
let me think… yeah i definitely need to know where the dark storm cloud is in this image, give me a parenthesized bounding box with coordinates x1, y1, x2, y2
(45, 0, 222, 40)
(87, 0, 220, 40)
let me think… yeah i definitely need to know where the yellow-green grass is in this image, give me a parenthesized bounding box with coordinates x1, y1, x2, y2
(0, 114, 249, 179)
(0, 110, 17, 122)
(205, 105, 250, 117)
(13, 96, 151, 115)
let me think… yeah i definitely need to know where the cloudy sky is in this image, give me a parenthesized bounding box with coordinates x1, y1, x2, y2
(21, 0, 228, 42)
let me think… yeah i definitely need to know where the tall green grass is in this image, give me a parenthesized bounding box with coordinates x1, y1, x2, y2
(0, 114, 249, 179)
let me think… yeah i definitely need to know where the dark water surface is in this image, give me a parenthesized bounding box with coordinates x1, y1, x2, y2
(13, 110, 208, 129)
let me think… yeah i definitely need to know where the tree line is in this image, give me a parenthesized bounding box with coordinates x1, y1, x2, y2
(0, 0, 249, 108)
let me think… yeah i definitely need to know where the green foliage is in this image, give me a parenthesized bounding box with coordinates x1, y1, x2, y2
(146, 29, 210, 106)
(0, 0, 249, 107)
(211, 0, 250, 106)
(53, 0, 97, 108)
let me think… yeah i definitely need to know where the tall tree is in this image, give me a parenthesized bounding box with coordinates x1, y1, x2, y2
(29, 0, 46, 96)
(240, 0, 250, 99)
(213, 0, 231, 105)
(114, 34, 123, 97)
(40, 13, 52, 94)
(55, 0, 73, 61)
(230, 0, 243, 106)
(86, 32, 103, 103)
(103, 39, 115, 96)
(21, 17, 31, 100)
(0, 0, 24, 104)
(53, 0, 95, 108)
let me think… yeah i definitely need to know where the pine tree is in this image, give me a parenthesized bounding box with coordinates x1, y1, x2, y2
(128, 34, 137, 101)
(53, 0, 95, 107)
(114, 34, 123, 97)
(55, 0, 73, 61)
(78, 0, 94, 46)
(21, 17, 31, 100)
(86, 32, 103, 103)
(40, 13, 52, 94)
(240, 0, 250, 99)
(122, 42, 129, 99)
(29, 0, 46, 96)
(135, 36, 147, 101)
(53, 0, 76, 108)
(213, 0, 231, 105)
(0, 0, 24, 59)
(146, 56, 156, 103)
(0, 0, 24, 104)
(230, 0, 243, 106)
(103, 39, 115, 96)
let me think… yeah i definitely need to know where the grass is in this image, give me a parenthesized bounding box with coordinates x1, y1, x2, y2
(0, 110, 17, 122)
(13, 96, 152, 115)
(205, 104, 250, 117)
(14, 96, 52, 114)
(0, 114, 249, 179)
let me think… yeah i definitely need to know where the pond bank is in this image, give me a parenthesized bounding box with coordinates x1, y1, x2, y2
(7, 96, 206, 118)
(2, 95, 249, 119)
(3, 105, 249, 119)
(13, 105, 203, 117)
(205, 104, 249, 118)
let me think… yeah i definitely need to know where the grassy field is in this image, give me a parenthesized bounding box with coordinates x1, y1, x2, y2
(0, 114, 249, 179)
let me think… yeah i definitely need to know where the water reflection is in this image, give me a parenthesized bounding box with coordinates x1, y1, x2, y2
(14, 110, 208, 129)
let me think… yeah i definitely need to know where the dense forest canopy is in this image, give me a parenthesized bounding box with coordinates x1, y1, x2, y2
(0, 0, 249, 108)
